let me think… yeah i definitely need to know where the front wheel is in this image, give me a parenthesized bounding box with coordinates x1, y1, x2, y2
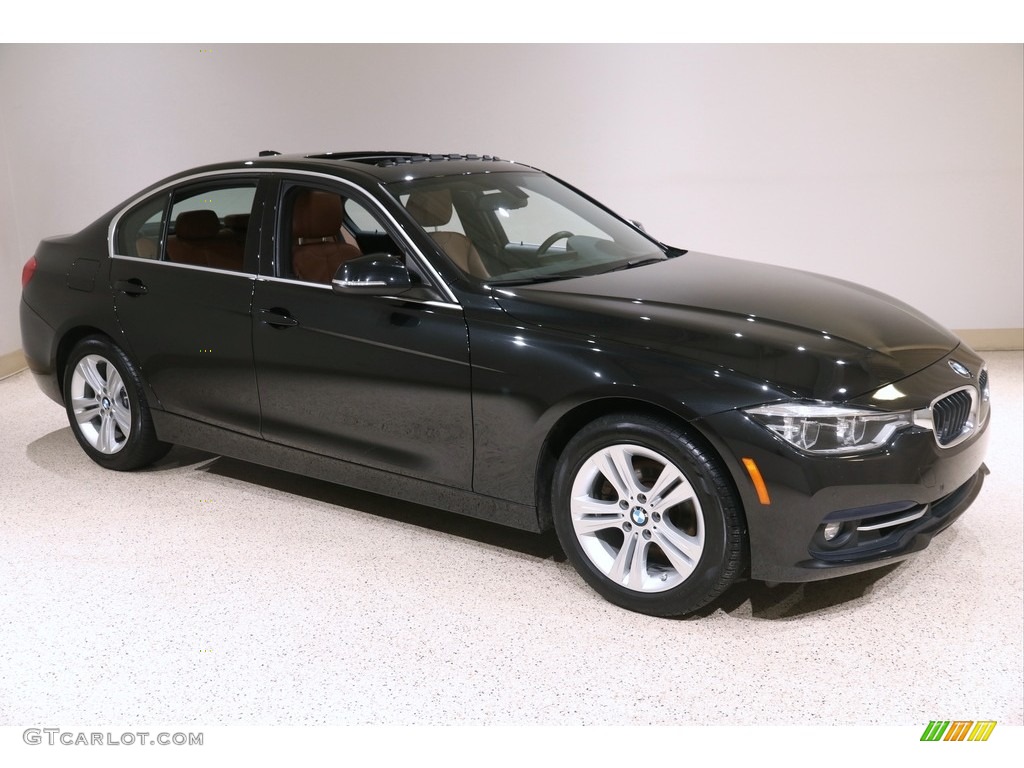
(63, 336, 170, 471)
(552, 414, 746, 616)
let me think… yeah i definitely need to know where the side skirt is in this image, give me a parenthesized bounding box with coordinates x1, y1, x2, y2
(152, 410, 541, 532)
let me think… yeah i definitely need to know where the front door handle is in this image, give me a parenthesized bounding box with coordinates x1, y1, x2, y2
(114, 278, 148, 296)
(258, 308, 299, 329)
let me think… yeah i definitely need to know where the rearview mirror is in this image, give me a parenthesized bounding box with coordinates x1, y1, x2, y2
(477, 190, 529, 211)
(331, 254, 412, 295)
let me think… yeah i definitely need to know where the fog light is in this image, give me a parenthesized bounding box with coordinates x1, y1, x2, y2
(823, 522, 843, 541)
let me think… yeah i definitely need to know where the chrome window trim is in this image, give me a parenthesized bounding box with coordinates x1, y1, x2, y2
(109, 254, 258, 280)
(107, 167, 460, 306)
(257, 275, 333, 291)
(253, 275, 460, 311)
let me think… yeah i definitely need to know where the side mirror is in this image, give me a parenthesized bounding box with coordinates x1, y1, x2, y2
(629, 219, 647, 233)
(331, 254, 412, 295)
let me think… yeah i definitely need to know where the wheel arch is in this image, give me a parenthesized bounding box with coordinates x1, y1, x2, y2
(534, 396, 747, 535)
(55, 326, 129, 405)
(60, 332, 172, 470)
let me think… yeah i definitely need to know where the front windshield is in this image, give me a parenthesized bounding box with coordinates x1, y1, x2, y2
(388, 171, 666, 283)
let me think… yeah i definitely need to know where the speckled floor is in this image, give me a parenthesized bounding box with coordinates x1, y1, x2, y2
(0, 352, 1021, 726)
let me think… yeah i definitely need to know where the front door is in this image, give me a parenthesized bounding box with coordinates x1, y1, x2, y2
(251, 179, 473, 488)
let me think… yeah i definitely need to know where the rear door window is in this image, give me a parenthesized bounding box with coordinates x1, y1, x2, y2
(165, 184, 257, 272)
(115, 181, 259, 273)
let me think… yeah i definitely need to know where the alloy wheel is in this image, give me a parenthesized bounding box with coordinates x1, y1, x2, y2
(569, 443, 705, 593)
(69, 354, 132, 454)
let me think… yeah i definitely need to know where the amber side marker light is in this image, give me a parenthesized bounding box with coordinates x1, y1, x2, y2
(741, 457, 771, 505)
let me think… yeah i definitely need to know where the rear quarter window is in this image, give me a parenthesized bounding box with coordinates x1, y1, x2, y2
(115, 193, 169, 259)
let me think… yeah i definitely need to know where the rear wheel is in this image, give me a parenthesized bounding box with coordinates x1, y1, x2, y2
(552, 414, 746, 616)
(64, 336, 170, 470)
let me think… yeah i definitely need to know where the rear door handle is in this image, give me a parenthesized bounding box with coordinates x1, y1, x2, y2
(114, 278, 148, 296)
(258, 308, 299, 329)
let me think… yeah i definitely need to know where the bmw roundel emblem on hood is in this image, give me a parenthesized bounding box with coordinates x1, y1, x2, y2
(948, 360, 972, 378)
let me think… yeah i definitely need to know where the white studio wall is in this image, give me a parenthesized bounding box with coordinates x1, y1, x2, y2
(0, 44, 1021, 358)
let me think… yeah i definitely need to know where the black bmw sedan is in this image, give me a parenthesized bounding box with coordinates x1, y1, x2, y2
(19, 151, 990, 616)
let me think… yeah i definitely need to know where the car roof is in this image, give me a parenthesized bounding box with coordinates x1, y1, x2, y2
(177, 151, 534, 185)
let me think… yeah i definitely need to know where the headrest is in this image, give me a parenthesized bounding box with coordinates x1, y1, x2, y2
(223, 213, 249, 234)
(293, 190, 344, 240)
(406, 188, 453, 228)
(175, 209, 220, 240)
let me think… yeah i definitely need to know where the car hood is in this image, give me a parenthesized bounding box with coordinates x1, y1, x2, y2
(491, 252, 960, 402)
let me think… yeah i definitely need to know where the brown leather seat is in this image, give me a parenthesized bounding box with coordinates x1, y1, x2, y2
(135, 237, 159, 259)
(166, 210, 221, 266)
(291, 190, 362, 283)
(405, 188, 489, 278)
(164, 210, 246, 271)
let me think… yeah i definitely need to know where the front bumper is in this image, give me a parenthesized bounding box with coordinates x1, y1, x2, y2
(699, 347, 992, 583)
(796, 463, 987, 576)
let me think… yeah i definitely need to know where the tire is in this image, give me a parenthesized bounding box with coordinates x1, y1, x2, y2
(552, 413, 746, 617)
(63, 336, 171, 471)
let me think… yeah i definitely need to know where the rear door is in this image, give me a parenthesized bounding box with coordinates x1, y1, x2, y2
(110, 174, 267, 435)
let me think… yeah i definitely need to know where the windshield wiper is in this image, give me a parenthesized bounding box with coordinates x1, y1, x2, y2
(485, 274, 580, 287)
(488, 254, 669, 286)
(601, 256, 666, 273)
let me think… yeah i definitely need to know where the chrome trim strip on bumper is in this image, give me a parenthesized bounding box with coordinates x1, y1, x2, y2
(856, 508, 927, 532)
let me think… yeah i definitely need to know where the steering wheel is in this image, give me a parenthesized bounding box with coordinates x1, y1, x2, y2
(535, 230, 574, 257)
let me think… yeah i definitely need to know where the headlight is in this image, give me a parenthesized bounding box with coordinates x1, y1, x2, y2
(744, 402, 913, 455)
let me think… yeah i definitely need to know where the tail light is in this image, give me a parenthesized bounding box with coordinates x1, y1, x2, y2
(22, 256, 38, 288)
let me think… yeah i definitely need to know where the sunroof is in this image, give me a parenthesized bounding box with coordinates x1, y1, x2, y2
(305, 151, 505, 167)
(305, 151, 424, 163)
